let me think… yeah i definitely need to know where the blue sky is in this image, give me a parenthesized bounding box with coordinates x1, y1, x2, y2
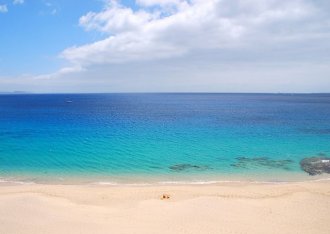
(0, 0, 330, 93)
(0, 0, 106, 75)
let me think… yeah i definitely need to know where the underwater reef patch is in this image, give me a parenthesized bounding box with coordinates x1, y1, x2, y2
(300, 156, 330, 176)
(231, 157, 294, 170)
(169, 164, 211, 172)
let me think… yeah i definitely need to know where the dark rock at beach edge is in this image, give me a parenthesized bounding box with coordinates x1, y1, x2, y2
(300, 156, 330, 176)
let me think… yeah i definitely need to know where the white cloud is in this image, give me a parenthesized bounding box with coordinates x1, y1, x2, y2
(136, 0, 184, 7)
(13, 0, 24, 5)
(33, 65, 84, 80)
(0, 5, 8, 13)
(79, 1, 157, 34)
(61, 0, 329, 68)
(41, 1, 59, 16)
(136, 0, 189, 12)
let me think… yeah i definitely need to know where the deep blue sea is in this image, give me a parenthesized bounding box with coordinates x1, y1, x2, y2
(0, 93, 330, 184)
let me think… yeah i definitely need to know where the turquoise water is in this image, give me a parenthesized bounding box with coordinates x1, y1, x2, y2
(0, 93, 329, 184)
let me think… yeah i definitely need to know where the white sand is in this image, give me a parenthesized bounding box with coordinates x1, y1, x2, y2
(0, 180, 329, 234)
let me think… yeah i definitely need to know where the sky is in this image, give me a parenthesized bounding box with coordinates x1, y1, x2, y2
(0, 0, 329, 93)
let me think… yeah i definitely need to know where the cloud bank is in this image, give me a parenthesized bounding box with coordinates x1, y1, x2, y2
(61, 0, 329, 68)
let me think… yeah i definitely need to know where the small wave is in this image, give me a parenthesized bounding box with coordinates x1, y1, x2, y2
(91, 181, 153, 186)
(1, 176, 330, 186)
(158, 180, 223, 185)
(0, 178, 36, 185)
(157, 180, 292, 185)
(91, 182, 119, 186)
(298, 177, 330, 182)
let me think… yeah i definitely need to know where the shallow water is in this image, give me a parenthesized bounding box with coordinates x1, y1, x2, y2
(0, 93, 329, 183)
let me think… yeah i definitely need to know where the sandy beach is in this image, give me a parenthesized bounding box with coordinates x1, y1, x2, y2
(0, 180, 329, 234)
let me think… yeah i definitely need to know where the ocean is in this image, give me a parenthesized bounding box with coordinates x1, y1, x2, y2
(0, 93, 329, 184)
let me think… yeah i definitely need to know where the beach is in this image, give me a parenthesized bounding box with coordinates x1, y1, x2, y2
(0, 180, 329, 234)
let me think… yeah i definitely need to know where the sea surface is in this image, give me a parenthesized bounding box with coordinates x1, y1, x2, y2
(0, 93, 330, 184)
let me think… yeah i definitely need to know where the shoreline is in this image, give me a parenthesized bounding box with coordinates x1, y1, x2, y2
(1, 172, 329, 186)
(0, 180, 329, 234)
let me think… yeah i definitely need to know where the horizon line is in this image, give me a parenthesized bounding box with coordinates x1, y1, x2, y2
(1, 92, 330, 95)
